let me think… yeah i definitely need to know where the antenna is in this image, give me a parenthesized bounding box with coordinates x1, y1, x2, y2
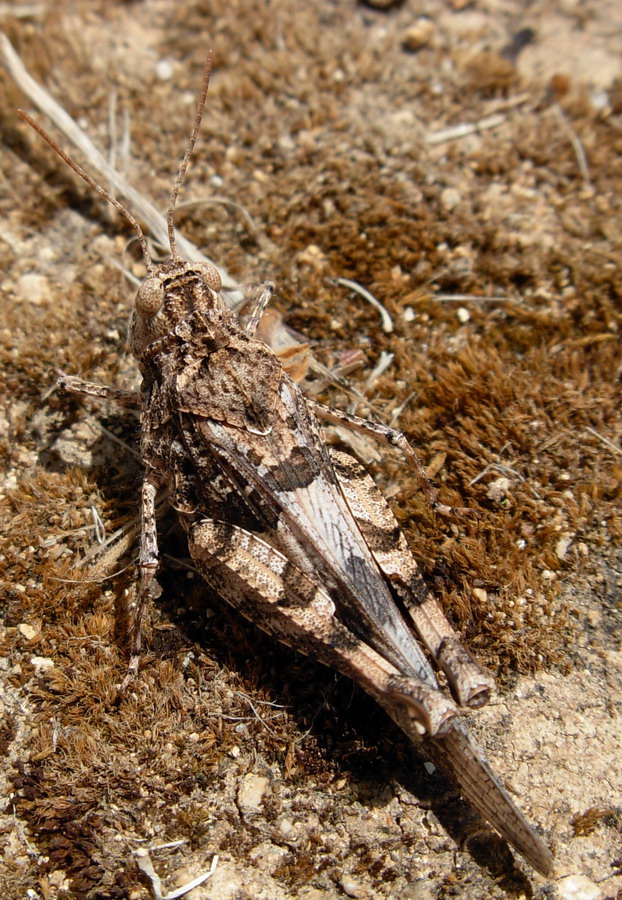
(167, 50, 213, 261)
(18, 108, 153, 274)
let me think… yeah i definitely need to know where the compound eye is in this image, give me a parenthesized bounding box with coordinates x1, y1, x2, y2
(194, 261, 222, 293)
(135, 276, 165, 318)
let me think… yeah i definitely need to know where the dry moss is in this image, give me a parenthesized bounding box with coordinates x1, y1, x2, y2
(571, 806, 620, 838)
(1, 1, 621, 897)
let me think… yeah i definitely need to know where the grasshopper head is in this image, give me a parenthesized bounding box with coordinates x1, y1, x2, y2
(130, 259, 223, 358)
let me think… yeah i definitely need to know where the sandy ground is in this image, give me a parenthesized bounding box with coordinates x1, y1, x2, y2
(0, 1, 620, 898)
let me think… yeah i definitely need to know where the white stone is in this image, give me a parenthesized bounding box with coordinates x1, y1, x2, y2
(155, 58, 174, 81)
(402, 19, 435, 51)
(340, 875, 371, 899)
(440, 187, 461, 210)
(16, 273, 52, 306)
(18, 623, 38, 640)
(557, 874, 601, 900)
(30, 656, 55, 672)
(486, 477, 511, 502)
(237, 773, 269, 813)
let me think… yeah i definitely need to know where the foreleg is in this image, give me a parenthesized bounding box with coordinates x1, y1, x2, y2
(57, 372, 141, 408)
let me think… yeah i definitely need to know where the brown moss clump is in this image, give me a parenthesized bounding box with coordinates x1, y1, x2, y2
(1, 1, 621, 896)
(571, 806, 620, 838)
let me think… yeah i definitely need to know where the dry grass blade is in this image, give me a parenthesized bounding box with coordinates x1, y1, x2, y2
(0, 32, 236, 286)
(0, 3, 43, 15)
(553, 103, 593, 189)
(426, 113, 506, 145)
(334, 277, 394, 333)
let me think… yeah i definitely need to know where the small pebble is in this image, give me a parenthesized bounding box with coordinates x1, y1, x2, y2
(557, 874, 601, 900)
(297, 243, 327, 270)
(440, 187, 461, 210)
(555, 536, 572, 560)
(486, 477, 511, 503)
(30, 656, 54, 672)
(340, 875, 370, 899)
(18, 623, 38, 640)
(155, 58, 174, 81)
(15, 273, 52, 306)
(402, 18, 434, 51)
(237, 773, 269, 813)
(586, 609, 600, 627)
(279, 818, 294, 836)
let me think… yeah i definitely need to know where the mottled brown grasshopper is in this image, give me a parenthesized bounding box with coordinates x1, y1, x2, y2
(21, 53, 554, 877)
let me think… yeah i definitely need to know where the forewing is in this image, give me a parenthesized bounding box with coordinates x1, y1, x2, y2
(176, 358, 438, 686)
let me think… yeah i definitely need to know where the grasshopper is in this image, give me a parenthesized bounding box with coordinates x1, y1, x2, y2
(20, 53, 554, 877)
